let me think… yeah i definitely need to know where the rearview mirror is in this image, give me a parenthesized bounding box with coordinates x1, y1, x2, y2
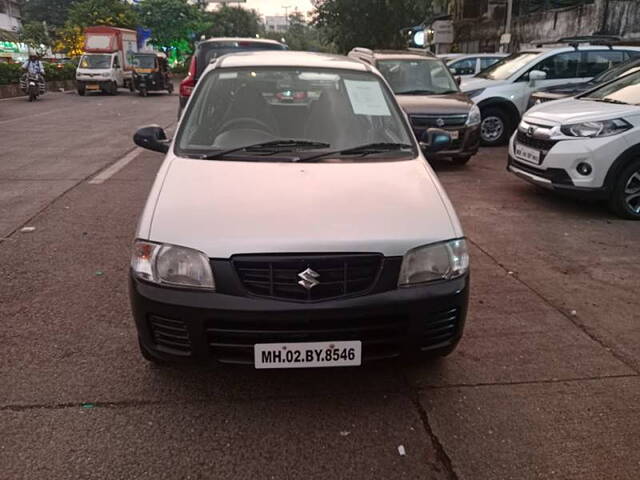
(420, 128, 452, 153)
(529, 70, 547, 82)
(134, 125, 170, 153)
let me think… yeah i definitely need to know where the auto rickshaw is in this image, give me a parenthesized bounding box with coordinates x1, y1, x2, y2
(132, 52, 173, 97)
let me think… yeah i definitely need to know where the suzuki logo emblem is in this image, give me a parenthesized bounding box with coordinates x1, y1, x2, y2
(298, 268, 320, 290)
(527, 126, 536, 137)
(436, 118, 445, 127)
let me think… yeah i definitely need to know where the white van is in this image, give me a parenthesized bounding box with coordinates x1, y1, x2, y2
(129, 51, 470, 368)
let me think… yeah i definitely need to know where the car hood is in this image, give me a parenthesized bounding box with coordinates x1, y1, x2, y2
(396, 93, 473, 115)
(147, 156, 459, 258)
(459, 77, 507, 92)
(525, 98, 640, 125)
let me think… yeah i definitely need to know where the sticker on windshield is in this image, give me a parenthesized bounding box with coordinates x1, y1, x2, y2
(218, 72, 238, 79)
(344, 80, 391, 116)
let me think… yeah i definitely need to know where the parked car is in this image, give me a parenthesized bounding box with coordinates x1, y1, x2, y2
(349, 48, 481, 164)
(178, 37, 287, 115)
(460, 43, 640, 145)
(528, 56, 640, 109)
(508, 68, 640, 219)
(445, 53, 508, 77)
(131, 51, 470, 366)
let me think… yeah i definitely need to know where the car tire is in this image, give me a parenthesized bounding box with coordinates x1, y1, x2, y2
(608, 158, 640, 220)
(451, 155, 472, 166)
(480, 107, 511, 146)
(138, 337, 169, 365)
(77, 87, 85, 96)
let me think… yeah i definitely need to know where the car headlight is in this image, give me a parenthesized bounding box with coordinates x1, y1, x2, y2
(466, 105, 481, 126)
(465, 88, 485, 99)
(398, 239, 469, 287)
(560, 119, 631, 138)
(131, 240, 215, 290)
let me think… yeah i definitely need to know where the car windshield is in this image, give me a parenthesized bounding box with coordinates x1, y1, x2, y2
(133, 55, 156, 69)
(476, 52, 540, 80)
(595, 59, 640, 83)
(79, 54, 111, 69)
(580, 69, 640, 105)
(176, 67, 415, 160)
(376, 59, 458, 95)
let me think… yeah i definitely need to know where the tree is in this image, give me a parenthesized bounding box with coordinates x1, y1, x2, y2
(53, 25, 85, 56)
(311, 0, 436, 53)
(265, 11, 332, 52)
(66, 0, 138, 30)
(206, 5, 261, 38)
(137, 0, 209, 53)
(19, 0, 76, 29)
(19, 21, 51, 57)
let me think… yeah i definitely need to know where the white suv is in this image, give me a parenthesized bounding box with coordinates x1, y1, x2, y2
(461, 44, 640, 145)
(508, 69, 640, 219)
(129, 51, 470, 367)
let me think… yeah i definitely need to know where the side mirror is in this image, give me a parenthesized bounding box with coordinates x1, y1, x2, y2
(529, 70, 547, 82)
(455, 76, 461, 86)
(420, 128, 452, 153)
(134, 125, 170, 153)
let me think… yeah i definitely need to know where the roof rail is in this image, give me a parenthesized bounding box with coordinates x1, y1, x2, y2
(535, 35, 623, 49)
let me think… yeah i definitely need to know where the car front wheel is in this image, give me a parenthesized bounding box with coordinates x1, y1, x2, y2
(609, 159, 640, 220)
(480, 107, 510, 146)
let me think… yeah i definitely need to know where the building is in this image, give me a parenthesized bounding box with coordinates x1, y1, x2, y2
(264, 15, 289, 33)
(451, 0, 640, 52)
(0, 0, 22, 62)
(0, 0, 20, 33)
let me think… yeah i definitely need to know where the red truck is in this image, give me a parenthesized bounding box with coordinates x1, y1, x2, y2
(76, 26, 138, 95)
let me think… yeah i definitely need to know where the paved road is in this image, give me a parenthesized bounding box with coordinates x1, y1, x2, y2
(1, 90, 639, 479)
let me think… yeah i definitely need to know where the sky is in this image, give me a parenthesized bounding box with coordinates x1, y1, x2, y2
(216, 0, 315, 17)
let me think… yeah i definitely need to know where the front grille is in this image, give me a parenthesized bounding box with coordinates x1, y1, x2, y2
(410, 114, 468, 128)
(233, 254, 383, 302)
(206, 307, 461, 364)
(148, 315, 192, 356)
(515, 130, 558, 152)
(206, 313, 409, 364)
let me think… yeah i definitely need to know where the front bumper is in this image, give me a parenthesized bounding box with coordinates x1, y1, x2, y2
(415, 124, 480, 159)
(130, 273, 470, 366)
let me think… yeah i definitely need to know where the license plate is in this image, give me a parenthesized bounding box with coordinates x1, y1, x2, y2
(515, 143, 541, 165)
(447, 130, 460, 140)
(86, 84, 100, 90)
(254, 341, 362, 369)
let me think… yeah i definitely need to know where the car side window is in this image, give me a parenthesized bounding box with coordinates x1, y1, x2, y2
(626, 50, 640, 59)
(449, 58, 476, 75)
(580, 51, 625, 77)
(530, 51, 581, 79)
(113, 56, 120, 69)
(480, 57, 500, 70)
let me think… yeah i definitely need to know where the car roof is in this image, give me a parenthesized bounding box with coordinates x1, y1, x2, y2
(199, 37, 285, 46)
(215, 50, 370, 71)
(371, 51, 438, 60)
(448, 53, 508, 58)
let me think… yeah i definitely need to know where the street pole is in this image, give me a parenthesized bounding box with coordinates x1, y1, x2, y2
(282, 5, 292, 27)
(502, 0, 514, 53)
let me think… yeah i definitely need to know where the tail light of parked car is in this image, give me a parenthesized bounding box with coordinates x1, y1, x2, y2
(179, 56, 197, 98)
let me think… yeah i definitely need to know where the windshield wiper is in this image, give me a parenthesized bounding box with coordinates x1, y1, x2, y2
(395, 89, 437, 95)
(297, 142, 413, 163)
(582, 97, 629, 105)
(202, 139, 331, 160)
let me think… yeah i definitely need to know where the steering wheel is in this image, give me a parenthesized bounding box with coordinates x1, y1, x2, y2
(218, 117, 274, 135)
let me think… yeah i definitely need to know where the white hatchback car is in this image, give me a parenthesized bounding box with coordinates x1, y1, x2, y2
(461, 45, 640, 145)
(130, 51, 470, 367)
(508, 69, 640, 219)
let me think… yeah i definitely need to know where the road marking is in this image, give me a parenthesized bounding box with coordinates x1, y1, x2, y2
(88, 148, 143, 184)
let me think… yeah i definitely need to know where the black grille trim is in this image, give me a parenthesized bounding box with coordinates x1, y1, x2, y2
(232, 254, 384, 302)
(410, 114, 468, 128)
(148, 315, 192, 356)
(515, 130, 559, 154)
